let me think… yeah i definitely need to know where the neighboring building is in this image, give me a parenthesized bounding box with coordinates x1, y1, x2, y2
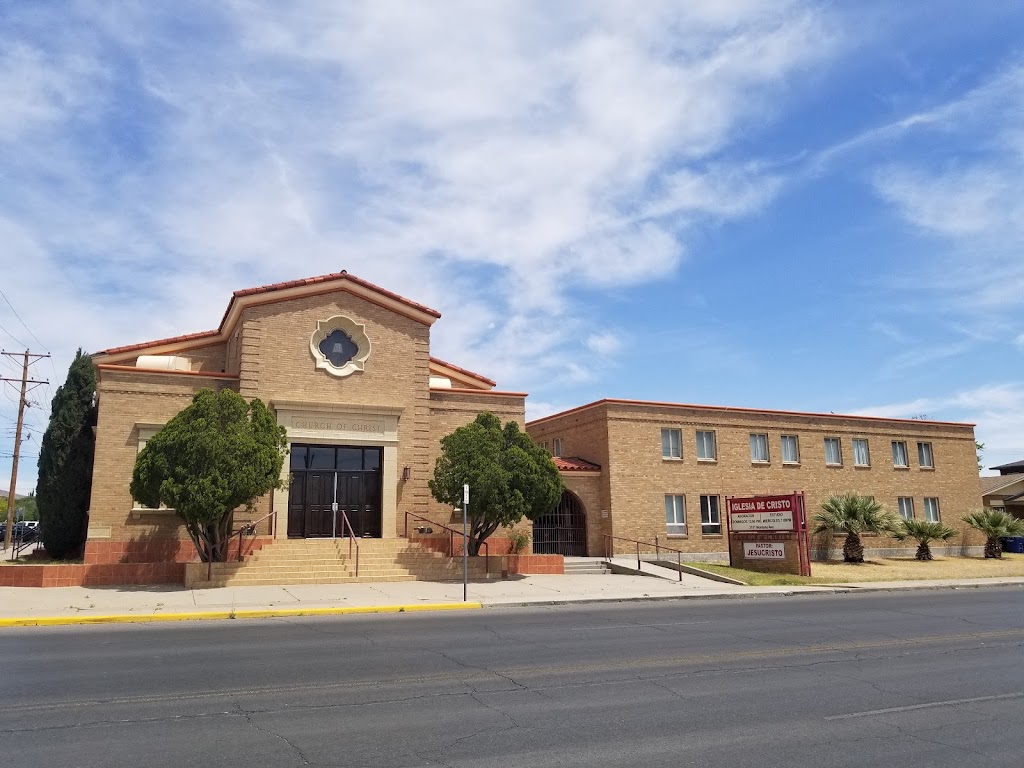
(981, 462, 1024, 519)
(85, 271, 525, 568)
(527, 399, 982, 559)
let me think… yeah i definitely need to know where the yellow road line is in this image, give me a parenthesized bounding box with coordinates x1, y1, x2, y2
(0, 602, 483, 627)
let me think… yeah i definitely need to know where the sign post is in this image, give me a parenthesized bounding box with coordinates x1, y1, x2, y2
(726, 493, 811, 577)
(462, 483, 469, 602)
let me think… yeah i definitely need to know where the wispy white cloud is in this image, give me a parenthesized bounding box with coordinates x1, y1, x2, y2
(0, 1, 838, 373)
(865, 64, 1024, 315)
(0, 1, 844, 490)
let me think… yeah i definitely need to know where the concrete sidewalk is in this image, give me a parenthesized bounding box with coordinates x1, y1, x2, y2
(3, 572, 1024, 627)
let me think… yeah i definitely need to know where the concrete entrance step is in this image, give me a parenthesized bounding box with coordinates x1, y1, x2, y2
(188, 536, 498, 587)
(562, 558, 610, 575)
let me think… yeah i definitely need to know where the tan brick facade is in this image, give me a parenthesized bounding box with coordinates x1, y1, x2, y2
(528, 400, 982, 559)
(83, 272, 983, 573)
(86, 273, 525, 565)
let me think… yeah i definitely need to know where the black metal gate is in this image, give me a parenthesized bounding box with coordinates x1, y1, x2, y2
(533, 491, 588, 556)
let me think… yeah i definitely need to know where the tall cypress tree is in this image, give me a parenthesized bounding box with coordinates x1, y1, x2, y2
(37, 350, 97, 559)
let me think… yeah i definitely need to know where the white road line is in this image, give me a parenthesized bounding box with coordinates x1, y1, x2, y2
(572, 621, 712, 631)
(826, 692, 1024, 720)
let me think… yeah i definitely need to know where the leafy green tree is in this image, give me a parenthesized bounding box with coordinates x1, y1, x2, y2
(429, 412, 564, 556)
(37, 350, 97, 559)
(16, 492, 38, 521)
(975, 441, 985, 470)
(892, 518, 958, 561)
(130, 389, 286, 563)
(962, 509, 1024, 559)
(812, 492, 899, 563)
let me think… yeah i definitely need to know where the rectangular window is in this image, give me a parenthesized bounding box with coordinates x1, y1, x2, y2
(853, 438, 870, 467)
(897, 497, 915, 520)
(824, 437, 842, 466)
(552, 438, 563, 457)
(749, 433, 769, 463)
(780, 435, 800, 464)
(696, 430, 717, 461)
(924, 497, 940, 522)
(541, 441, 549, 451)
(917, 442, 934, 468)
(892, 441, 909, 467)
(665, 495, 687, 535)
(134, 424, 171, 511)
(700, 495, 721, 535)
(661, 428, 681, 459)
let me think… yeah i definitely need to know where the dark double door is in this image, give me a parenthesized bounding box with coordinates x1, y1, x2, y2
(287, 445, 383, 539)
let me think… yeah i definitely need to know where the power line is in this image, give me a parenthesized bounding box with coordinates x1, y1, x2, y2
(1, 350, 49, 548)
(0, 289, 47, 351)
(0, 322, 28, 349)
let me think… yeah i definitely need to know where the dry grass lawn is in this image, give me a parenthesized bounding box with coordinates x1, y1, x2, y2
(694, 553, 1024, 586)
(811, 553, 1024, 582)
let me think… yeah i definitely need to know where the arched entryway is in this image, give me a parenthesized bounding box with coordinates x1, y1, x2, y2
(533, 491, 588, 556)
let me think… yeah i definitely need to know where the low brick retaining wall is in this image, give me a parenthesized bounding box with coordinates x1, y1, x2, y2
(3, 537, 273, 588)
(0, 562, 186, 587)
(504, 554, 564, 575)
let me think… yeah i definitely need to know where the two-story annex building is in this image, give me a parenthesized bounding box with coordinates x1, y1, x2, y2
(68, 270, 982, 587)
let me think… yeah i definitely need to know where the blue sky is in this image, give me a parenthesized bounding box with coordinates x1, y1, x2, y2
(2, 1, 1023, 493)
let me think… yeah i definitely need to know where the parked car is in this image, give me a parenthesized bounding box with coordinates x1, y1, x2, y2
(12, 521, 39, 542)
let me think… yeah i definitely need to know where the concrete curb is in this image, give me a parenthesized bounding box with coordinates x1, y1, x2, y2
(0, 602, 483, 628)
(481, 581, 1024, 609)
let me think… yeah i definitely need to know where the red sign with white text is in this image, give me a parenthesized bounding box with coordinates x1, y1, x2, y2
(727, 494, 799, 531)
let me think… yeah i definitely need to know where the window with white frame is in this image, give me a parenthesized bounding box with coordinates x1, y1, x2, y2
(133, 424, 171, 511)
(892, 441, 909, 467)
(700, 495, 721, 535)
(853, 438, 870, 467)
(824, 437, 842, 466)
(749, 433, 769, 463)
(665, 495, 687, 535)
(696, 430, 717, 461)
(552, 438, 563, 457)
(897, 497, 915, 520)
(541, 441, 549, 451)
(917, 442, 934, 468)
(661, 428, 682, 459)
(781, 435, 800, 464)
(924, 497, 940, 522)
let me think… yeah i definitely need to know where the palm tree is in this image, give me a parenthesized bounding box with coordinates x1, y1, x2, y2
(892, 519, 958, 561)
(813, 492, 898, 563)
(962, 509, 1024, 559)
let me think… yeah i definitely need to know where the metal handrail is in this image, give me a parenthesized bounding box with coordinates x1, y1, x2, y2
(8, 531, 41, 561)
(403, 511, 489, 575)
(232, 510, 277, 562)
(337, 508, 359, 577)
(603, 534, 684, 582)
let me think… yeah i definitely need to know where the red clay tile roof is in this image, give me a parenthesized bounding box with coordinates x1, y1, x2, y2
(429, 356, 497, 387)
(553, 456, 601, 472)
(96, 270, 441, 358)
(98, 330, 220, 356)
(222, 270, 441, 328)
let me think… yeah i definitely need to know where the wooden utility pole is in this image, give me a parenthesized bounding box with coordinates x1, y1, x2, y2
(2, 350, 49, 551)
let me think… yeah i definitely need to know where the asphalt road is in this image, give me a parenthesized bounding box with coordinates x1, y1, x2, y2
(2, 589, 1023, 767)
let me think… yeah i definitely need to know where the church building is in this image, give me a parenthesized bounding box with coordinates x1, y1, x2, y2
(66, 269, 983, 586)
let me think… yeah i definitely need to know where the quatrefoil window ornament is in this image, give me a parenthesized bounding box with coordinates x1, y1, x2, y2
(309, 316, 371, 378)
(319, 329, 358, 368)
